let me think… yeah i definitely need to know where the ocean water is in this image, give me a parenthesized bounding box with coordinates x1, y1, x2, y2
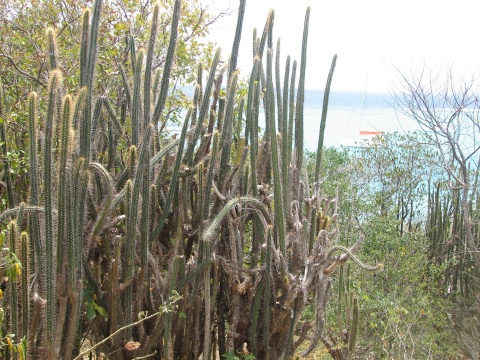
(302, 90, 419, 149)
(181, 87, 419, 150)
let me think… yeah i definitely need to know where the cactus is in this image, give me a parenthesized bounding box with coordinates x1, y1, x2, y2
(27, 92, 44, 282)
(7, 221, 19, 339)
(275, 38, 284, 134)
(44, 70, 62, 350)
(46, 27, 58, 71)
(79, 9, 90, 88)
(294, 6, 310, 173)
(143, 2, 159, 126)
(0, 1, 386, 359)
(152, 0, 181, 127)
(322, 265, 360, 360)
(56, 95, 72, 277)
(78, 0, 102, 161)
(17, 232, 30, 340)
(288, 60, 297, 165)
(131, 49, 145, 147)
(0, 85, 14, 209)
(266, 46, 286, 255)
(315, 54, 337, 184)
(218, 71, 239, 191)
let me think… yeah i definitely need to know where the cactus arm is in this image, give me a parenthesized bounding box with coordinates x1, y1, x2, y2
(79, 9, 90, 88)
(152, 0, 181, 125)
(326, 245, 384, 273)
(117, 61, 132, 110)
(314, 54, 337, 183)
(46, 27, 58, 70)
(152, 110, 190, 239)
(143, 2, 159, 126)
(266, 46, 287, 255)
(0, 85, 15, 209)
(218, 72, 239, 191)
(44, 70, 62, 349)
(20, 232, 30, 338)
(184, 48, 221, 165)
(56, 95, 72, 278)
(204, 131, 219, 219)
(131, 49, 145, 146)
(294, 7, 310, 172)
(79, 0, 103, 160)
(348, 297, 359, 352)
(227, 0, 245, 85)
(287, 60, 297, 165)
(281, 56, 290, 214)
(89, 162, 115, 236)
(275, 38, 283, 134)
(7, 221, 19, 338)
(203, 197, 272, 243)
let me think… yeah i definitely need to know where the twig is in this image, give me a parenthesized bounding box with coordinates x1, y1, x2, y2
(72, 295, 181, 360)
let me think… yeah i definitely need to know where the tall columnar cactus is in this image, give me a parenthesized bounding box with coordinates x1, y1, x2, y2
(7, 221, 19, 339)
(27, 93, 43, 277)
(143, 2, 159, 126)
(315, 54, 337, 184)
(152, 0, 181, 127)
(321, 264, 360, 360)
(131, 49, 145, 147)
(0, 84, 15, 209)
(294, 6, 310, 173)
(266, 46, 286, 256)
(44, 70, 62, 350)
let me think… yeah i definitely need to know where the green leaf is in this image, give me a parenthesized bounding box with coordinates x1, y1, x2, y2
(85, 302, 95, 321)
(83, 287, 94, 303)
(93, 301, 108, 317)
(222, 352, 240, 360)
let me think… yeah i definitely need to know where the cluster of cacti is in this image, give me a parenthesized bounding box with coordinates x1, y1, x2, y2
(322, 264, 359, 360)
(0, 0, 382, 359)
(426, 180, 479, 301)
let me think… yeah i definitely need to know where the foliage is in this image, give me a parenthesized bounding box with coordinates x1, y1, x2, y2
(306, 132, 460, 358)
(0, 0, 215, 212)
(395, 68, 480, 358)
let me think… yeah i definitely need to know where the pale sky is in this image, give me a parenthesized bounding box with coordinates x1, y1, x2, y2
(200, 0, 480, 93)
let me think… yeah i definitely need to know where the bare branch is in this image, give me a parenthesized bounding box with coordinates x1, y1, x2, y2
(0, 53, 47, 87)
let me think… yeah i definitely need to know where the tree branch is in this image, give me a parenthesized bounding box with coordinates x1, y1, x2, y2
(0, 53, 47, 87)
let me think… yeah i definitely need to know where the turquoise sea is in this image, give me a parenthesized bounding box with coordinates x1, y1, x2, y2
(181, 88, 419, 150)
(302, 90, 418, 150)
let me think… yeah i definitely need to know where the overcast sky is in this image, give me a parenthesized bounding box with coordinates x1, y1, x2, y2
(200, 0, 480, 93)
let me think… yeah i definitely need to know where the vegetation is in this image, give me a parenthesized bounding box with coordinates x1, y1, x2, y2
(0, 0, 479, 359)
